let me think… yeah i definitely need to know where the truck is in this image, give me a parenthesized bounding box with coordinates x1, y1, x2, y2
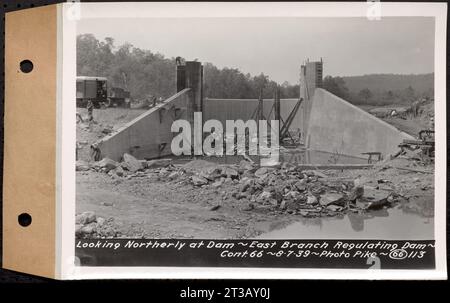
(76, 76, 131, 108)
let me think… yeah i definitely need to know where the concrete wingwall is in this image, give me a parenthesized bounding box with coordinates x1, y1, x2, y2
(204, 98, 302, 131)
(306, 88, 414, 158)
(96, 89, 190, 161)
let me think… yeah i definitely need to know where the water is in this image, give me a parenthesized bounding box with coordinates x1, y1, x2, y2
(257, 205, 434, 240)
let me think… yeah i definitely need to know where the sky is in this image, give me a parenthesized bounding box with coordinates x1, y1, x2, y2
(77, 17, 435, 84)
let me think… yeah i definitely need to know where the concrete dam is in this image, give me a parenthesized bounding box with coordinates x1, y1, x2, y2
(94, 60, 412, 163)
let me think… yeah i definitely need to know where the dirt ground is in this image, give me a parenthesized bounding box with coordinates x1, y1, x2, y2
(76, 170, 298, 239)
(359, 101, 434, 136)
(76, 107, 434, 239)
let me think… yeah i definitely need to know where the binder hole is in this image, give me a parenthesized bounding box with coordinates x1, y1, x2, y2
(20, 60, 33, 73)
(18, 213, 32, 227)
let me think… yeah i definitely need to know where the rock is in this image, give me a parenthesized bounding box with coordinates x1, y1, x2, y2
(76, 160, 91, 171)
(168, 171, 179, 180)
(146, 158, 172, 169)
(303, 170, 327, 178)
(239, 160, 254, 171)
(122, 153, 143, 172)
(327, 205, 343, 212)
(285, 190, 301, 200)
(258, 191, 272, 202)
(75, 224, 83, 237)
(212, 179, 224, 188)
(255, 167, 269, 178)
(76, 211, 96, 225)
(191, 175, 208, 186)
(269, 198, 278, 206)
(294, 179, 307, 191)
(210, 205, 221, 211)
(204, 167, 222, 180)
(242, 203, 255, 211)
(222, 167, 239, 179)
(102, 127, 113, 134)
(96, 217, 105, 227)
(355, 200, 367, 209)
(95, 158, 118, 172)
(364, 188, 390, 209)
(348, 186, 364, 201)
(240, 179, 254, 192)
(114, 166, 124, 177)
(306, 195, 318, 205)
(319, 193, 344, 206)
(236, 192, 249, 200)
(80, 224, 96, 234)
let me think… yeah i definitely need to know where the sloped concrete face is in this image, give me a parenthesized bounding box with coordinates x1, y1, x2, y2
(306, 88, 414, 158)
(96, 89, 190, 161)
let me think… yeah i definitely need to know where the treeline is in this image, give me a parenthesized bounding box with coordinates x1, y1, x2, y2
(323, 75, 434, 106)
(77, 34, 299, 100)
(77, 34, 432, 105)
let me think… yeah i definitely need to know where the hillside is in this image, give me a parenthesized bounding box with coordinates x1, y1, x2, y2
(342, 73, 434, 96)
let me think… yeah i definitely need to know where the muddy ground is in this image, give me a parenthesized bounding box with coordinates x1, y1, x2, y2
(76, 107, 434, 239)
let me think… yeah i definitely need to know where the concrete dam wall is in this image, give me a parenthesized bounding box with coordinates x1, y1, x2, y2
(204, 98, 302, 131)
(305, 88, 414, 158)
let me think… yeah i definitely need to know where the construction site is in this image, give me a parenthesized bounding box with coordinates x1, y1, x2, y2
(75, 59, 435, 240)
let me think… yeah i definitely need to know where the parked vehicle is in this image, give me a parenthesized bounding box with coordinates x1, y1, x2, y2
(76, 76, 131, 108)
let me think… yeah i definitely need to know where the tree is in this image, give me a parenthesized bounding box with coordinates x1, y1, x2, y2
(322, 76, 350, 100)
(403, 85, 416, 103)
(358, 88, 373, 103)
(77, 34, 300, 100)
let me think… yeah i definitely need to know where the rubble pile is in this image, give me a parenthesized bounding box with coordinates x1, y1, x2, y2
(79, 153, 405, 218)
(75, 211, 118, 239)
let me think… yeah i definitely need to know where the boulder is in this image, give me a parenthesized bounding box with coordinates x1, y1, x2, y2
(240, 179, 254, 192)
(114, 166, 125, 177)
(254, 167, 270, 178)
(76, 160, 91, 171)
(364, 187, 390, 209)
(326, 205, 343, 212)
(294, 179, 307, 192)
(222, 167, 239, 179)
(75, 224, 83, 237)
(260, 191, 272, 200)
(96, 217, 105, 227)
(122, 153, 143, 172)
(319, 193, 344, 206)
(212, 179, 224, 188)
(147, 158, 172, 169)
(76, 211, 96, 225)
(306, 195, 318, 205)
(348, 186, 364, 201)
(191, 175, 208, 186)
(239, 160, 254, 171)
(95, 158, 118, 172)
(80, 224, 96, 234)
(167, 171, 180, 180)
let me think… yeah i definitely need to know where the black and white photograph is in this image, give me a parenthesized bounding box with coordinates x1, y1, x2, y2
(65, 2, 446, 278)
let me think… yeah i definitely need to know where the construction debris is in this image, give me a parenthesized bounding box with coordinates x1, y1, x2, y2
(82, 156, 408, 219)
(121, 153, 143, 172)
